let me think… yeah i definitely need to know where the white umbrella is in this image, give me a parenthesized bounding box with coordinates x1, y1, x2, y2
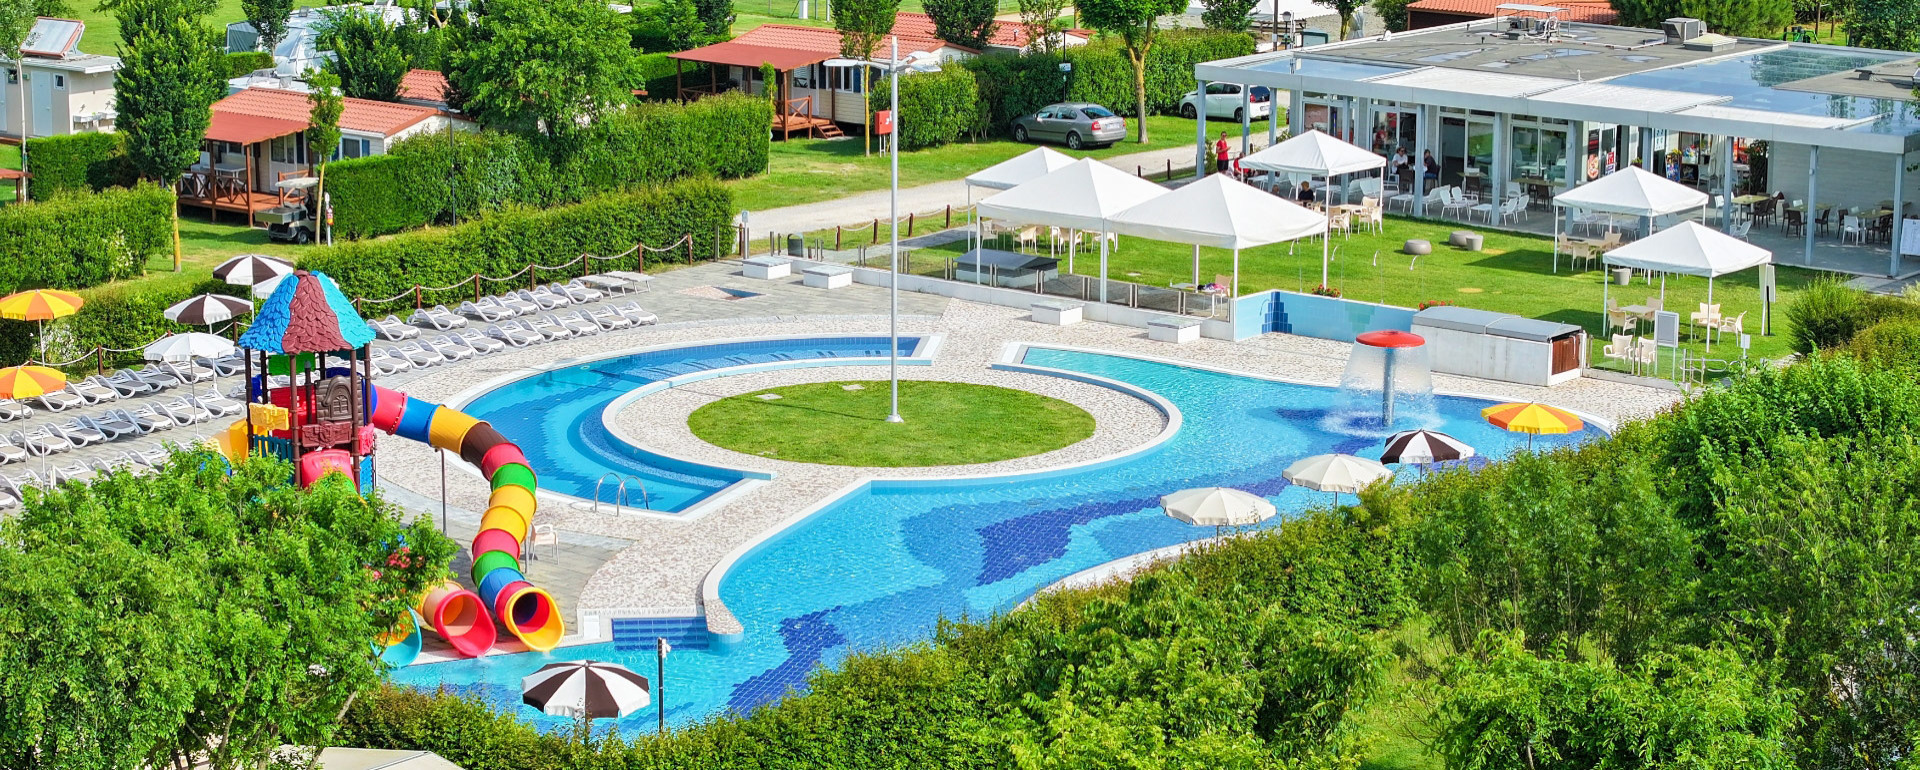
(1282, 453, 1392, 506)
(1160, 486, 1276, 534)
(521, 660, 651, 720)
(144, 332, 236, 363)
(163, 293, 253, 331)
(1379, 429, 1476, 466)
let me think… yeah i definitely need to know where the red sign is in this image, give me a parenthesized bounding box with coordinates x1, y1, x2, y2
(874, 110, 894, 135)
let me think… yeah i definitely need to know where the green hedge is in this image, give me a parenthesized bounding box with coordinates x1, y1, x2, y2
(323, 94, 767, 240)
(23, 133, 134, 200)
(226, 50, 276, 77)
(300, 178, 735, 308)
(636, 51, 716, 101)
(0, 184, 174, 296)
(896, 66, 981, 151)
(1782, 279, 1920, 354)
(964, 30, 1255, 133)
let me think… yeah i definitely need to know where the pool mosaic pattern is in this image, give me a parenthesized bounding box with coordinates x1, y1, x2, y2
(392, 346, 1601, 734)
(460, 337, 919, 512)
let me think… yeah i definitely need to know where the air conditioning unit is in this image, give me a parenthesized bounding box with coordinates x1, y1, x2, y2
(1663, 17, 1704, 44)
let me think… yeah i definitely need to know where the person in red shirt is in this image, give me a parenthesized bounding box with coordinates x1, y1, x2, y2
(1215, 131, 1231, 175)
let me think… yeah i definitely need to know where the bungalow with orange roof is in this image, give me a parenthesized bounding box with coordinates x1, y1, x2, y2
(182, 87, 456, 224)
(668, 13, 1087, 140)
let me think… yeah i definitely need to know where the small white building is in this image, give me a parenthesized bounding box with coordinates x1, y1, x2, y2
(225, 2, 409, 76)
(0, 18, 120, 138)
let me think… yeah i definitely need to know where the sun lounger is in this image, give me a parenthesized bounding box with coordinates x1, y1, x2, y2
(11, 428, 73, 456)
(426, 335, 475, 361)
(495, 293, 540, 315)
(113, 407, 170, 434)
(549, 282, 602, 303)
(53, 419, 109, 447)
(524, 315, 573, 340)
(603, 271, 654, 292)
(105, 369, 160, 396)
(410, 305, 468, 330)
(394, 341, 445, 367)
(457, 329, 505, 355)
(70, 377, 120, 404)
(613, 301, 658, 326)
(555, 312, 600, 336)
(372, 315, 422, 341)
(199, 353, 243, 377)
(486, 323, 542, 347)
(35, 386, 87, 412)
(81, 413, 139, 441)
(45, 459, 91, 484)
(135, 364, 186, 388)
(576, 274, 638, 295)
(0, 433, 28, 464)
(192, 386, 244, 418)
(0, 476, 21, 508)
(0, 399, 32, 421)
(520, 288, 567, 310)
(89, 374, 146, 399)
(161, 360, 216, 384)
(583, 306, 635, 330)
(124, 442, 170, 468)
(367, 350, 407, 376)
(459, 300, 516, 322)
(161, 397, 213, 425)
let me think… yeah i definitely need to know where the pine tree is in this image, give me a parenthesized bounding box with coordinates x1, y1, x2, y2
(924, 0, 998, 49)
(114, 0, 225, 270)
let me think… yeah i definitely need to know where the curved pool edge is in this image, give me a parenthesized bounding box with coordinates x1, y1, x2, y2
(697, 362, 1186, 640)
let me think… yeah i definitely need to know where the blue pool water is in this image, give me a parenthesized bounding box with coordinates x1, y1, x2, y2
(393, 345, 1603, 733)
(460, 336, 919, 512)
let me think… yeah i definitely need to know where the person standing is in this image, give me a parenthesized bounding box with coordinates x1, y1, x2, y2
(1215, 131, 1231, 176)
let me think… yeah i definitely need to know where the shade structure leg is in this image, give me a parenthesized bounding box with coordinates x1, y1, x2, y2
(1552, 209, 1560, 273)
(1192, 244, 1200, 288)
(1068, 229, 1075, 274)
(1602, 276, 1609, 336)
(1321, 220, 1332, 288)
(1099, 231, 1109, 305)
(1231, 247, 1241, 323)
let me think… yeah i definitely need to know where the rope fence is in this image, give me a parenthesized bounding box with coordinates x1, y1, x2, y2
(348, 237, 695, 315)
(17, 320, 250, 376)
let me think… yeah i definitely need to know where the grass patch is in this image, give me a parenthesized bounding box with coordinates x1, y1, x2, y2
(918, 214, 1816, 366)
(688, 380, 1095, 466)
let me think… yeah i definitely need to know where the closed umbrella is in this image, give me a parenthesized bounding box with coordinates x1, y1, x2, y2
(164, 293, 253, 331)
(0, 365, 67, 399)
(144, 333, 236, 363)
(522, 660, 651, 737)
(1160, 486, 1275, 535)
(212, 254, 294, 301)
(1, 289, 85, 360)
(1481, 402, 1583, 449)
(1379, 429, 1476, 466)
(1282, 453, 1392, 506)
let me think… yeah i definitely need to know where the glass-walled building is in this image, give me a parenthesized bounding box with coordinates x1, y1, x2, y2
(1195, 13, 1920, 278)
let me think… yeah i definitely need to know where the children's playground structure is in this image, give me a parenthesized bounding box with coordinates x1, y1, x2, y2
(225, 270, 561, 666)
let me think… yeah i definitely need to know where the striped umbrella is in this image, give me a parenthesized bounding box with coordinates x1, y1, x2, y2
(164, 293, 253, 331)
(0, 289, 85, 359)
(521, 660, 651, 720)
(1379, 429, 1476, 466)
(212, 254, 294, 287)
(1481, 402, 1584, 449)
(0, 365, 67, 399)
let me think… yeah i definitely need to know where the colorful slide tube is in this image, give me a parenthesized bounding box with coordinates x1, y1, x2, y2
(376, 608, 426, 667)
(371, 386, 565, 653)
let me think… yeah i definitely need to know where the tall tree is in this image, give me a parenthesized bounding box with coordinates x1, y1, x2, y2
(1609, 0, 1793, 37)
(1371, 0, 1415, 31)
(832, 0, 898, 155)
(114, 0, 224, 271)
(1017, 0, 1070, 53)
(1201, 0, 1257, 32)
(1847, 0, 1920, 51)
(690, 0, 733, 37)
(1077, 0, 1186, 143)
(320, 8, 412, 100)
(307, 70, 342, 244)
(241, 0, 293, 53)
(443, 0, 639, 141)
(924, 0, 998, 49)
(630, 0, 706, 53)
(1313, 0, 1363, 38)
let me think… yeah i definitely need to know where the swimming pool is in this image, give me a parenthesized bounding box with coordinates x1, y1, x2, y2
(393, 344, 1603, 732)
(458, 336, 922, 512)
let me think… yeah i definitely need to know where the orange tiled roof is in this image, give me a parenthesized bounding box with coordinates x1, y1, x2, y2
(398, 69, 448, 103)
(213, 87, 440, 138)
(1407, 0, 1617, 23)
(890, 13, 1087, 49)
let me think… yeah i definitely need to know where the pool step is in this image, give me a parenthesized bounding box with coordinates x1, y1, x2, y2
(610, 616, 712, 652)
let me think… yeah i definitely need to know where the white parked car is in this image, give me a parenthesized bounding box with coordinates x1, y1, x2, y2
(1178, 83, 1274, 121)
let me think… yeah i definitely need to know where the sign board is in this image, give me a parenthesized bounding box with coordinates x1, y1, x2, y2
(1653, 310, 1680, 348)
(1759, 264, 1776, 304)
(873, 110, 894, 135)
(1902, 218, 1920, 257)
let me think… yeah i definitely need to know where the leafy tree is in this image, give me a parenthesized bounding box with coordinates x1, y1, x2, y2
(1312, 0, 1364, 38)
(1200, 0, 1258, 31)
(1609, 0, 1794, 37)
(690, 0, 733, 37)
(1846, 0, 1920, 51)
(1077, 0, 1187, 143)
(113, 0, 225, 271)
(924, 0, 998, 49)
(241, 0, 293, 52)
(0, 450, 457, 770)
(630, 0, 706, 53)
(308, 70, 343, 243)
(1372, 0, 1415, 31)
(832, 0, 898, 155)
(443, 0, 640, 141)
(320, 8, 413, 101)
(1017, 0, 1071, 53)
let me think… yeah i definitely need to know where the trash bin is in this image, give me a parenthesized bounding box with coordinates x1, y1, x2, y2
(787, 234, 805, 257)
(1612, 267, 1633, 286)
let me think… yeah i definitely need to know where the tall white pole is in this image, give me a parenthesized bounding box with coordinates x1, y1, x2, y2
(887, 37, 902, 424)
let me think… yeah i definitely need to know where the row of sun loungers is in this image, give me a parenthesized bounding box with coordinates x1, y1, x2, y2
(0, 386, 241, 464)
(368, 276, 649, 342)
(0, 442, 176, 508)
(484, 303, 657, 348)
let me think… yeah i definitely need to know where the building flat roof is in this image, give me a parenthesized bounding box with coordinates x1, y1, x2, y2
(1196, 18, 1920, 153)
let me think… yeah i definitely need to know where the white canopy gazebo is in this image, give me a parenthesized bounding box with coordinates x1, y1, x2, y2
(1238, 129, 1384, 286)
(1107, 174, 1326, 304)
(966, 147, 1081, 263)
(1551, 167, 1710, 272)
(975, 158, 1167, 303)
(1600, 220, 1772, 308)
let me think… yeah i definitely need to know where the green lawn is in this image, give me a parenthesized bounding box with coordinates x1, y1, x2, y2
(0, 143, 18, 204)
(687, 380, 1096, 466)
(730, 115, 1270, 213)
(921, 214, 1814, 368)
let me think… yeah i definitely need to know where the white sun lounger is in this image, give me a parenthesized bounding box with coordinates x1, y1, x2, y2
(35, 386, 87, 412)
(457, 329, 506, 355)
(613, 301, 658, 326)
(426, 335, 475, 361)
(161, 397, 213, 425)
(549, 282, 602, 303)
(0, 433, 29, 464)
(495, 293, 540, 315)
(555, 312, 600, 336)
(131, 366, 183, 389)
(460, 300, 516, 322)
(53, 419, 109, 447)
(70, 377, 121, 404)
(411, 305, 468, 330)
(192, 386, 245, 418)
(11, 428, 73, 456)
(394, 341, 446, 367)
(161, 360, 217, 384)
(524, 315, 572, 340)
(372, 315, 422, 341)
(583, 306, 635, 330)
(520, 288, 567, 310)
(0, 398, 33, 421)
(486, 323, 542, 347)
(80, 413, 140, 441)
(105, 370, 160, 396)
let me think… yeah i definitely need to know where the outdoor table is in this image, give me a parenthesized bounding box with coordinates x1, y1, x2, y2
(578, 274, 637, 294)
(1731, 194, 1767, 221)
(603, 271, 655, 291)
(1620, 303, 1652, 332)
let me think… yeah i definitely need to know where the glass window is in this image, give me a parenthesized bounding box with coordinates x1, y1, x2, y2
(793, 64, 812, 88)
(1082, 105, 1115, 118)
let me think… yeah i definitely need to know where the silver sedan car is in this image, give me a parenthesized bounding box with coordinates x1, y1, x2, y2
(1011, 102, 1127, 150)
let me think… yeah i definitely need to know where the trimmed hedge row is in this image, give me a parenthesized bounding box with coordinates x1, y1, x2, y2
(0, 184, 175, 295)
(323, 94, 768, 240)
(23, 132, 134, 201)
(299, 178, 735, 306)
(226, 50, 276, 77)
(965, 30, 1255, 132)
(896, 66, 982, 150)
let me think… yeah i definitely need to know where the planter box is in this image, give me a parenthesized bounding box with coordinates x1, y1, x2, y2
(1147, 316, 1202, 344)
(742, 256, 791, 280)
(1031, 300, 1083, 326)
(802, 263, 853, 289)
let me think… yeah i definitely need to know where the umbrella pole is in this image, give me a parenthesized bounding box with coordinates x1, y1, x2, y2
(1192, 244, 1200, 288)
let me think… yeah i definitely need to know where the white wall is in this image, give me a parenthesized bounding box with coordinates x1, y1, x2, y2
(1769, 141, 1916, 214)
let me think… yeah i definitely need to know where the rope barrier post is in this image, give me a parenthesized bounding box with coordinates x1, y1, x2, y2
(872, 218, 879, 244)
(908, 213, 915, 237)
(414, 286, 422, 310)
(96, 347, 104, 376)
(687, 234, 694, 264)
(836, 226, 842, 250)
(474, 274, 481, 302)
(945, 205, 951, 228)
(1166, 160, 1173, 181)
(637, 241, 646, 272)
(529, 266, 537, 291)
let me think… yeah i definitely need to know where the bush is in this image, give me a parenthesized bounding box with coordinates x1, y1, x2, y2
(225, 50, 275, 77)
(896, 66, 981, 150)
(0, 184, 174, 296)
(323, 94, 768, 239)
(300, 178, 735, 309)
(1849, 316, 1920, 373)
(1783, 279, 1920, 354)
(23, 133, 134, 200)
(635, 52, 716, 101)
(964, 30, 1254, 133)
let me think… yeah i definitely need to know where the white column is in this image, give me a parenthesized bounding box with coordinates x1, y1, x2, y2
(1289, 90, 1305, 135)
(1491, 112, 1510, 219)
(1891, 152, 1905, 277)
(1640, 127, 1656, 172)
(1412, 104, 1430, 212)
(1240, 86, 1253, 156)
(1268, 90, 1281, 146)
(1195, 78, 1210, 180)
(1805, 144, 1817, 266)
(1099, 231, 1109, 304)
(1720, 135, 1735, 232)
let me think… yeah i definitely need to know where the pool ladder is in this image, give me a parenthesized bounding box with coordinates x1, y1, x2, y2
(593, 473, 651, 515)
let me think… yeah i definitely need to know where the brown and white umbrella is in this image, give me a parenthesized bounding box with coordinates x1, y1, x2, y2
(212, 254, 294, 287)
(521, 660, 651, 719)
(164, 293, 253, 330)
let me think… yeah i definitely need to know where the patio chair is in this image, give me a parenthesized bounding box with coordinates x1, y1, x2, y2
(1441, 187, 1475, 219)
(51, 419, 108, 448)
(1605, 299, 1637, 335)
(1633, 338, 1659, 376)
(486, 323, 543, 348)
(1714, 310, 1747, 341)
(425, 335, 476, 362)
(613, 301, 658, 326)
(1386, 187, 1419, 213)
(524, 315, 573, 340)
(1841, 215, 1867, 244)
(80, 412, 140, 442)
(456, 328, 506, 355)
(0, 433, 29, 465)
(1689, 303, 1722, 339)
(1783, 208, 1804, 237)
(0, 399, 30, 422)
(1814, 207, 1832, 236)
(11, 427, 73, 456)
(1603, 334, 1635, 366)
(584, 306, 636, 330)
(371, 315, 422, 341)
(555, 312, 600, 336)
(410, 305, 468, 330)
(459, 299, 517, 322)
(496, 292, 541, 315)
(35, 386, 87, 412)
(70, 377, 120, 404)
(161, 397, 214, 425)
(1730, 219, 1752, 241)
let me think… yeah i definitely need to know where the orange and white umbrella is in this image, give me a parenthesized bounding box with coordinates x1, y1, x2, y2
(1481, 402, 1584, 448)
(0, 365, 67, 399)
(0, 289, 85, 359)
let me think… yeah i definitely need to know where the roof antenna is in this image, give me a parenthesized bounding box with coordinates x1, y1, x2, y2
(1575, 68, 1583, 81)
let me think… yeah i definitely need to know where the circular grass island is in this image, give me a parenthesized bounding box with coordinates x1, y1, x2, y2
(686, 380, 1096, 467)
